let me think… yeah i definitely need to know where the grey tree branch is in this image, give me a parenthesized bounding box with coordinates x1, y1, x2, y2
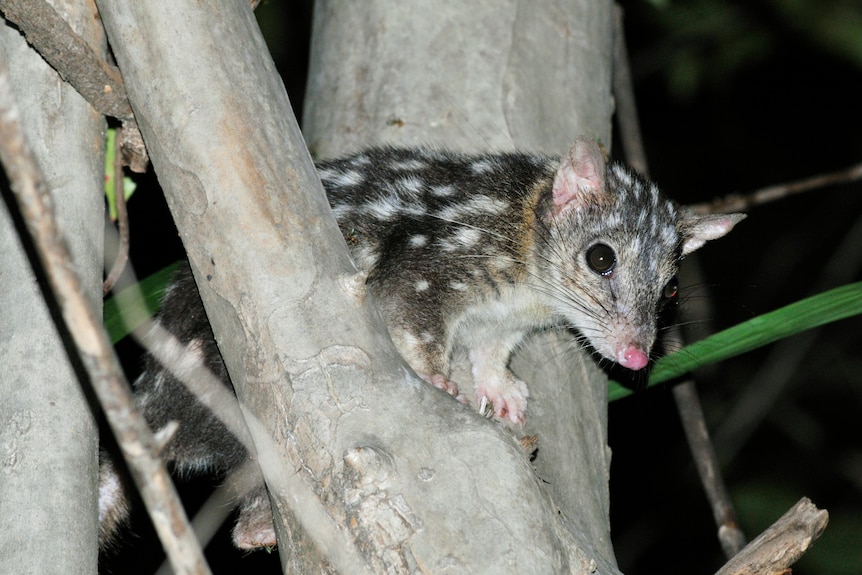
(0, 0, 150, 171)
(0, 0, 130, 119)
(713, 498, 827, 575)
(0, 1, 104, 570)
(0, 47, 210, 575)
(690, 162, 862, 215)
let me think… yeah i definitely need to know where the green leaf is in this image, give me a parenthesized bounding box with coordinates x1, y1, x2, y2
(609, 282, 862, 401)
(104, 262, 181, 344)
(104, 128, 137, 221)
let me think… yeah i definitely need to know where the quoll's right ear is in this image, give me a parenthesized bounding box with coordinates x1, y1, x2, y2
(680, 210, 747, 255)
(551, 137, 609, 217)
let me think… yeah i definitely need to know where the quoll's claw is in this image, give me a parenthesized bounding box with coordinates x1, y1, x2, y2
(475, 373, 529, 427)
(420, 373, 461, 399)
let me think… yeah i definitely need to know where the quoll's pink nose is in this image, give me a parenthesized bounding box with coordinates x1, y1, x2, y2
(617, 345, 649, 371)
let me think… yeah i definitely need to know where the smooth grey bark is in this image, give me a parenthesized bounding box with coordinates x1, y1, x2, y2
(96, 0, 619, 572)
(305, 1, 612, 157)
(304, 0, 619, 570)
(0, 1, 104, 573)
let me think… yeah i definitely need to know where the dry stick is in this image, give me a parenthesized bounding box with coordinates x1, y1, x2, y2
(0, 0, 150, 172)
(612, 6, 746, 559)
(0, 52, 211, 575)
(713, 498, 827, 575)
(612, 6, 647, 177)
(690, 161, 862, 215)
(0, 0, 131, 119)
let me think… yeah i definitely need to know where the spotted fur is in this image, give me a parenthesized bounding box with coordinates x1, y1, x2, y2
(99, 138, 744, 550)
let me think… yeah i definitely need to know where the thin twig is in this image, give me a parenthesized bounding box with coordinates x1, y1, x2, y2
(613, 6, 746, 559)
(713, 498, 828, 575)
(0, 51, 210, 575)
(691, 161, 862, 215)
(612, 5, 647, 176)
(672, 378, 747, 557)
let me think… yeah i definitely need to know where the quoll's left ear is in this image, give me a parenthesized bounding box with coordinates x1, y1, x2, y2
(680, 211, 747, 255)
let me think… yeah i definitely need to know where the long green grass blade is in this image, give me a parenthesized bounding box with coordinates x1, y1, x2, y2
(104, 262, 181, 344)
(109, 268, 860, 401)
(609, 281, 862, 401)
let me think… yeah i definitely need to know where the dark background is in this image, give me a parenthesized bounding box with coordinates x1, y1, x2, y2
(102, 1, 862, 573)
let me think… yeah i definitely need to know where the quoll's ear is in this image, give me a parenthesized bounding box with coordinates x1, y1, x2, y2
(551, 137, 608, 216)
(680, 211, 747, 255)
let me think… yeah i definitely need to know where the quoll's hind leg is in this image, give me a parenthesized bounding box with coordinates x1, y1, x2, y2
(468, 333, 530, 426)
(389, 324, 466, 401)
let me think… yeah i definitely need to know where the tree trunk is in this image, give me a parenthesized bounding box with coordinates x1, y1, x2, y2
(96, 0, 619, 572)
(0, 1, 104, 573)
(304, 0, 619, 567)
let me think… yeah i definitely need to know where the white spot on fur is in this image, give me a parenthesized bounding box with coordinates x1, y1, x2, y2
(364, 197, 402, 220)
(491, 255, 513, 271)
(612, 164, 633, 187)
(431, 184, 456, 197)
(437, 195, 508, 221)
(391, 159, 428, 171)
(420, 332, 435, 343)
(316, 167, 337, 181)
(330, 203, 353, 220)
(450, 281, 468, 291)
(397, 176, 425, 195)
(322, 169, 364, 187)
(415, 279, 430, 292)
(470, 159, 495, 173)
(353, 245, 379, 270)
(439, 228, 482, 251)
(409, 235, 428, 247)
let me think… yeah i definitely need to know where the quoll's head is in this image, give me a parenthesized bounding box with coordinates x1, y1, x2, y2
(536, 137, 745, 371)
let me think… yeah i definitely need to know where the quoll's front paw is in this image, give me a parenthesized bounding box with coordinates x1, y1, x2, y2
(475, 373, 529, 426)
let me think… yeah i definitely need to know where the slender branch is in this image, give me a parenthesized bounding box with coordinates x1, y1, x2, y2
(612, 6, 647, 176)
(613, 7, 746, 558)
(0, 50, 210, 575)
(691, 161, 862, 215)
(672, 380, 746, 557)
(713, 498, 828, 575)
(0, 0, 150, 171)
(0, 0, 132, 120)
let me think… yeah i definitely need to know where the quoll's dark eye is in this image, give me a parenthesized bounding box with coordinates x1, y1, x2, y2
(586, 243, 616, 275)
(663, 276, 679, 299)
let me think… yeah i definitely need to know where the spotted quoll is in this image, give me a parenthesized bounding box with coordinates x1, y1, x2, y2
(99, 137, 744, 550)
